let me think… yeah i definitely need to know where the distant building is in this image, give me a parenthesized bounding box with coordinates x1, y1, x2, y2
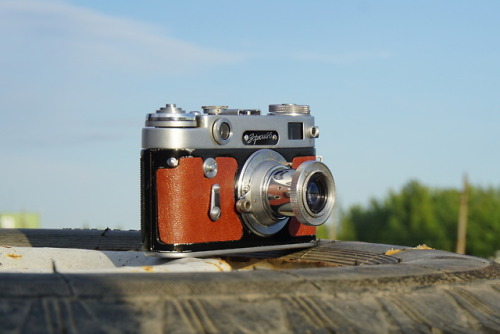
(0, 212, 40, 228)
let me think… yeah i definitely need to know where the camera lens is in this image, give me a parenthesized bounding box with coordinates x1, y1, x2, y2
(236, 149, 335, 236)
(306, 174, 328, 214)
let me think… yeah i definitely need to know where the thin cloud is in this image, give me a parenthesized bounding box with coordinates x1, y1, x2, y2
(292, 50, 395, 64)
(0, 0, 241, 75)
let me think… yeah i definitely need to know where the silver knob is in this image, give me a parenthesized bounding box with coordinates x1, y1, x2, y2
(157, 104, 185, 114)
(269, 104, 310, 115)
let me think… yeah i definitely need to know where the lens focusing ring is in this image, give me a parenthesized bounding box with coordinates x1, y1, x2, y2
(290, 160, 335, 226)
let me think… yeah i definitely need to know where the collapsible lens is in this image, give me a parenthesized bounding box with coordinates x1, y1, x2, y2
(236, 149, 336, 236)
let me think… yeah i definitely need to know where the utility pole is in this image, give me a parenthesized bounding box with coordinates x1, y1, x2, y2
(456, 174, 469, 254)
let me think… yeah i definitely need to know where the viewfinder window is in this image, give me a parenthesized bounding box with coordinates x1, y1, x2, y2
(288, 122, 303, 140)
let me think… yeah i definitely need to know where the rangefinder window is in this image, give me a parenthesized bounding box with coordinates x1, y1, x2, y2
(212, 118, 232, 145)
(288, 122, 304, 140)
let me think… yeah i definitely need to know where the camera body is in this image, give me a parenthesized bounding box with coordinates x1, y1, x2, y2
(141, 103, 335, 257)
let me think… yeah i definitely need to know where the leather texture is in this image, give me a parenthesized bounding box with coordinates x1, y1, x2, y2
(156, 157, 242, 244)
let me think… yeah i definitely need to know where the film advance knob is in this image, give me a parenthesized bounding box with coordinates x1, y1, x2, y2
(268, 104, 310, 115)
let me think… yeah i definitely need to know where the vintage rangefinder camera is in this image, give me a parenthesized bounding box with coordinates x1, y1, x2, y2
(141, 103, 335, 257)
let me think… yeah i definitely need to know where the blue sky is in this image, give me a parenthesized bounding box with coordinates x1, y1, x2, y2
(1, 0, 499, 230)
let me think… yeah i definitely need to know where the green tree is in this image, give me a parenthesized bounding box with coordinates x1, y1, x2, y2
(337, 180, 500, 258)
(467, 186, 500, 257)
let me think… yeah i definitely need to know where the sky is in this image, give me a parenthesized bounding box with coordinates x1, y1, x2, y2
(0, 0, 499, 230)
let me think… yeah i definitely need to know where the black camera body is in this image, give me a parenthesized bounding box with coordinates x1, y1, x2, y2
(141, 104, 335, 257)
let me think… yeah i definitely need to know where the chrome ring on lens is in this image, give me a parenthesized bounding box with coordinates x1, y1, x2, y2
(290, 161, 336, 226)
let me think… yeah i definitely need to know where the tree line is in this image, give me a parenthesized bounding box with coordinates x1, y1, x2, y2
(323, 180, 500, 258)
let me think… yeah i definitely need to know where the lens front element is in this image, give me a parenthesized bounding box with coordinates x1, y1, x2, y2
(306, 174, 328, 214)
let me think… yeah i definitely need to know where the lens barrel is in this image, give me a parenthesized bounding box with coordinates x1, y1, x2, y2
(236, 149, 335, 236)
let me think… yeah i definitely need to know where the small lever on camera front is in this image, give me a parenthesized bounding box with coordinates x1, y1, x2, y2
(209, 184, 221, 221)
